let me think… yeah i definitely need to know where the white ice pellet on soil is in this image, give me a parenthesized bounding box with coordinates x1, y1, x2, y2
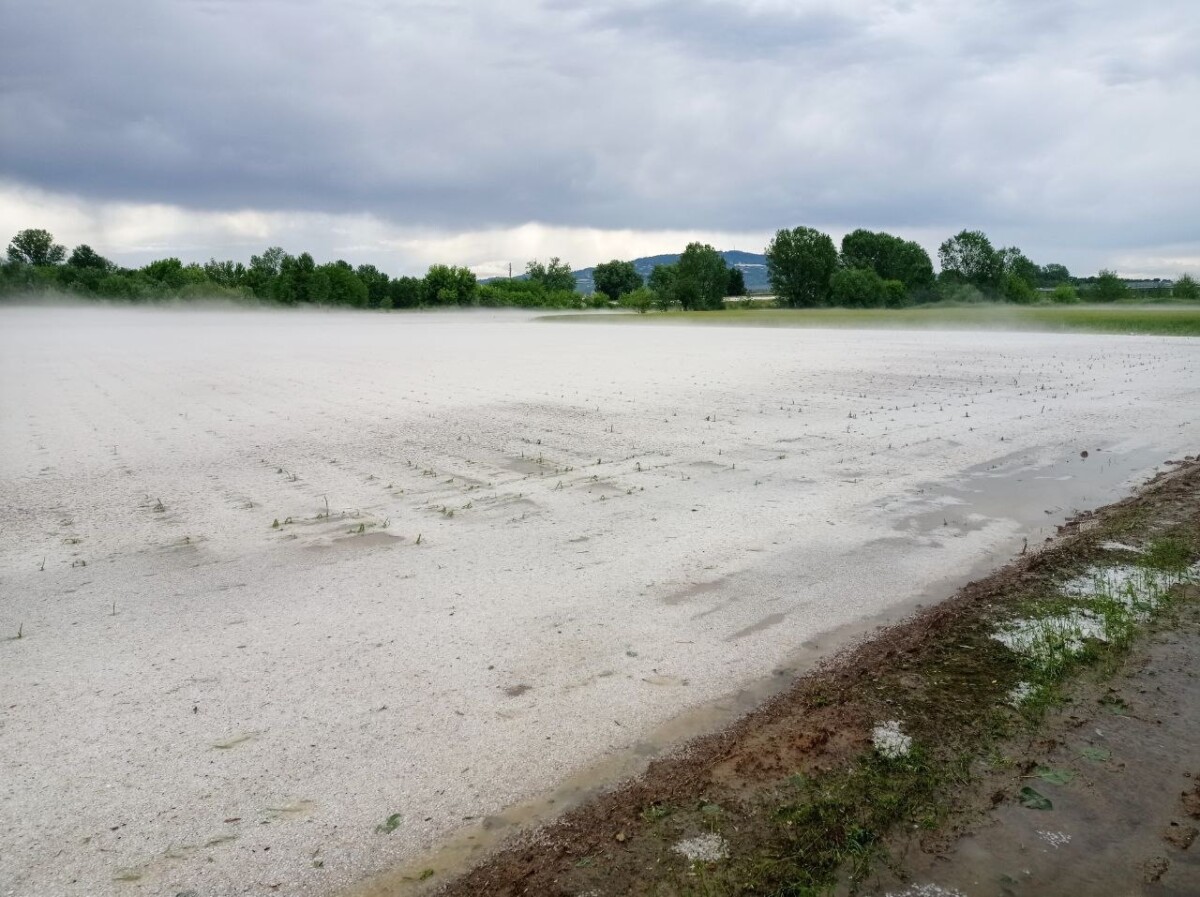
(1062, 563, 1198, 621)
(672, 833, 729, 862)
(872, 720, 913, 759)
(1038, 830, 1072, 848)
(1006, 681, 1037, 707)
(3, 307, 1198, 896)
(993, 609, 1110, 658)
(883, 885, 969, 897)
(1099, 540, 1144, 554)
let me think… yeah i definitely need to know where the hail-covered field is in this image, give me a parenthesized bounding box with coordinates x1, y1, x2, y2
(1, 306, 1197, 896)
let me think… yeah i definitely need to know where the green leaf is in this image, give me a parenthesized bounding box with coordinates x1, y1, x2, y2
(1080, 746, 1111, 762)
(376, 813, 402, 833)
(1018, 786, 1053, 810)
(1034, 767, 1075, 785)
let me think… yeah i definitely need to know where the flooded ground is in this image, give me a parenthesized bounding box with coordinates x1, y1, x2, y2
(1, 307, 1197, 896)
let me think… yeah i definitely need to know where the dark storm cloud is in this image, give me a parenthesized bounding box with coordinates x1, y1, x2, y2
(1, 0, 1198, 258)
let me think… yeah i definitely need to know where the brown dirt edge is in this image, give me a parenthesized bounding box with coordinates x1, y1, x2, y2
(425, 456, 1200, 897)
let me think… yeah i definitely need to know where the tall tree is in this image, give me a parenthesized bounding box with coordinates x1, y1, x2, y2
(674, 243, 728, 310)
(319, 262, 368, 307)
(998, 247, 1039, 287)
(273, 252, 315, 304)
(245, 247, 286, 298)
(1090, 269, 1128, 302)
(423, 264, 477, 305)
(386, 275, 423, 308)
(526, 257, 576, 292)
(647, 264, 678, 308)
(67, 244, 111, 271)
(203, 258, 246, 287)
(840, 229, 933, 292)
(766, 226, 838, 307)
(1038, 263, 1071, 286)
(1174, 273, 1199, 300)
(726, 266, 747, 297)
(355, 263, 390, 308)
(592, 259, 642, 300)
(938, 230, 1000, 289)
(7, 228, 66, 266)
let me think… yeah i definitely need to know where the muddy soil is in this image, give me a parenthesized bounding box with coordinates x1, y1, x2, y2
(865, 590, 1200, 897)
(365, 457, 1200, 897)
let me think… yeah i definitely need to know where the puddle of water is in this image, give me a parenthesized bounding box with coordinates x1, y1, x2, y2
(901, 443, 1171, 544)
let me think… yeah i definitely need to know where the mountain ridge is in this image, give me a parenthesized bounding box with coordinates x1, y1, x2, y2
(483, 250, 770, 293)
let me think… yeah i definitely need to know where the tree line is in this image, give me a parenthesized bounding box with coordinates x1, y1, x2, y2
(765, 226, 1197, 307)
(3, 226, 1196, 311)
(0, 229, 587, 310)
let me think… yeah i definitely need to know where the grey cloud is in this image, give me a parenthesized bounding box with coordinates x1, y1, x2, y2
(571, 0, 859, 58)
(1, 0, 1199, 266)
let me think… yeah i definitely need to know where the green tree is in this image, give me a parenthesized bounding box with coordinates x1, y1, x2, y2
(674, 242, 728, 310)
(766, 226, 838, 307)
(67, 244, 111, 271)
(1001, 271, 1036, 304)
(647, 264, 678, 308)
(726, 266, 747, 297)
(840, 229, 934, 292)
(1090, 269, 1128, 302)
(140, 258, 197, 290)
(829, 267, 885, 308)
(97, 273, 136, 299)
(1173, 273, 1199, 300)
(997, 247, 1039, 297)
(203, 259, 246, 288)
(8, 228, 66, 266)
(881, 279, 910, 308)
(423, 264, 477, 305)
(386, 275, 423, 308)
(1050, 283, 1079, 303)
(273, 252, 314, 304)
(320, 262, 368, 307)
(526, 257, 575, 293)
(1038, 263, 1071, 286)
(938, 230, 1000, 290)
(592, 259, 642, 300)
(245, 247, 286, 298)
(619, 286, 655, 313)
(353, 264, 390, 308)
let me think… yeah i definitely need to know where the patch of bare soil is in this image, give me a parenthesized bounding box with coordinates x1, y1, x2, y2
(417, 458, 1200, 897)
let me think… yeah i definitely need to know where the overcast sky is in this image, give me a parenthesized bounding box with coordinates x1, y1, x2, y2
(1, 0, 1197, 277)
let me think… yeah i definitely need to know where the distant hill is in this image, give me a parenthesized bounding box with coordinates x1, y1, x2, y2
(482, 250, 771, 294)
(572, 250, 769, 294)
